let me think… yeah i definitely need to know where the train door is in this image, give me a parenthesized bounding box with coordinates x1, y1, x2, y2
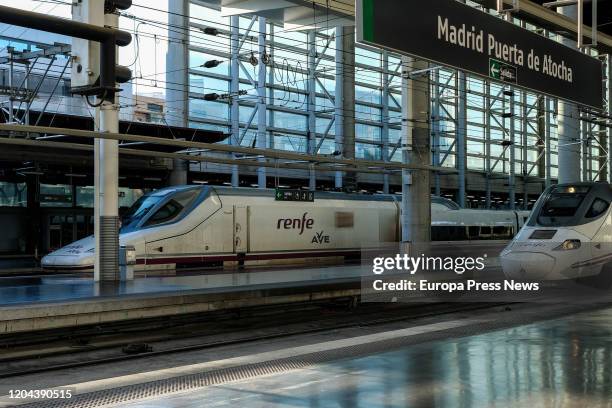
(233, 205, 248, 253)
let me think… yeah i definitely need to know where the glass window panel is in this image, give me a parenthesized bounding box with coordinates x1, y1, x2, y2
(316, 96, 334, 112)
(355, 104, 381, 121)
(355, 123, 381, 143)
(188, 122, 229, 133)
(189, 51, 228, 76)
(273, 110, 307, 131)
(275, 29, 307, 49)
(467, 156, 484, 170)
(273, 133, 307, 152)
(189, 5, 229, 49)
(40, 184, 72, 208)
(239, 105, 258, 125)
(467, 124, 484, 138)
(316, 117, 335, 135)
(189, 99, 229, 121)
(316, 138, 335, 155)
(355, 47, 380, 67)
(467, 108, 484, 123)
(239, 129, 257, 147)
(0, 182, 26, 207)
(272, 89, 307, 109)
(356, 143, 381, 160)
(189, 74, 228, 93)
(355, 84, 381, 104)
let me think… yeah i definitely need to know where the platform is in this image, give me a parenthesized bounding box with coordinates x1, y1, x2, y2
(0, 264, 368, 334)
(0, 301, 607, 407)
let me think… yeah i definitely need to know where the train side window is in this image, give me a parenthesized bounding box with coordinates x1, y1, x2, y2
(144, 190, 198, 227)
(431, 226, 467, 241)
(586, 198, 610, 219)
(493, 226, 512, 238)
(468, 226, 480, 238)
(481, 226, 491, 235)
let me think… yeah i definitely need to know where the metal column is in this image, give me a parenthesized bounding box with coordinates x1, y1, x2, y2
(432, 68, 441, 197)
(508, 88, 516, 210)
(167, 0, 189, 185)
(522, 91, 528, 209)
(456, 71, 467, 208)
(485, 80, 492, 208)
(557, 4, 581, 184)
(582, 120, 589, 181)
(342, 26, 356, 191)
(230, 15, 240, 187)
(257, 16, 267, 189)
(545, 98, 553, 187)
(608, 56, 612, 184)
(401, 56, 431, 242)
(307, 30, 317, 191)
(8, 52, 14, 124)
(381, 50, 390, 194)
(334, 26, 344, 189)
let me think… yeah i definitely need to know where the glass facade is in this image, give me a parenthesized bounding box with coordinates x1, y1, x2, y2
(183, 2, 600, 208)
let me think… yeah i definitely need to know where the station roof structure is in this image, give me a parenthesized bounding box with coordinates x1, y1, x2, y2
(0, 110, 228, 153)
(210, 0, 612, 53)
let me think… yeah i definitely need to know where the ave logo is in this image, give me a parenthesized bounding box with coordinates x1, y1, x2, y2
(312, 230, 330, 244)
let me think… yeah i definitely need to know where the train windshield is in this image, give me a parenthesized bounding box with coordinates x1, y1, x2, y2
(530, 185, 610, 227)
(121, 195, 163, 230)
(120, 188, 202, 232)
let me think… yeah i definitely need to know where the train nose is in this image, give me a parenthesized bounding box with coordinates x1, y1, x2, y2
(501, 251, 556, 280)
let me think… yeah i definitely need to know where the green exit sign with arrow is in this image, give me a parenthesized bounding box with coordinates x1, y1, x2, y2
(489, 58, 517, 84)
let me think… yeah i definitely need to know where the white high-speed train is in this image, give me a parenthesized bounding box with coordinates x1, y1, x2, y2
(501, 182, 612, 281)
(42, 186, 530, 271)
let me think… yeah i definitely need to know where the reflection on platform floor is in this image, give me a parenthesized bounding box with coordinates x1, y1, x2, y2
(118, 306, 612, 408)
(0, 264, 368, 305)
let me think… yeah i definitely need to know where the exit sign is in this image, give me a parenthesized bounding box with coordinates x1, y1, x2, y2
(489, 59, 517, 84)
(275, 189, 314, 202)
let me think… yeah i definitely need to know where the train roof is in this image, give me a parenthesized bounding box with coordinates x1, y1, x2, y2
(144, 185, 461, 209)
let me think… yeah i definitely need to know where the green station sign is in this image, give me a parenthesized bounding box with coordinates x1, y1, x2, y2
(356, 0, 603, 109)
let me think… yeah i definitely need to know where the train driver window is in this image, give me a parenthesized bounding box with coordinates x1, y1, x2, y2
(144, 190, 198, 227)
(585, 198, 610, 219)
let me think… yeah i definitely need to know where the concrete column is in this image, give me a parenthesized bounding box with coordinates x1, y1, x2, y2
(557, 4, 581, 183)
(230, 15, 240, 187)
(166, 0, 189, 185)
(341, 26, 356, 191)
(456, 71, 467, 208)
(401, 57, 431, 243)
(307, 30, 317, 191)
(334, 26, 344, 189)
(257, 17, 267, 189)
(95, 11, 120, 282)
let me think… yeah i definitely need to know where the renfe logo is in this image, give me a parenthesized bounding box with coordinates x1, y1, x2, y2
(277, 213, 314, 235)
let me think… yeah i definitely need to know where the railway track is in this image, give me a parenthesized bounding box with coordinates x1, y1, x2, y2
(0, 300, 512, 379)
